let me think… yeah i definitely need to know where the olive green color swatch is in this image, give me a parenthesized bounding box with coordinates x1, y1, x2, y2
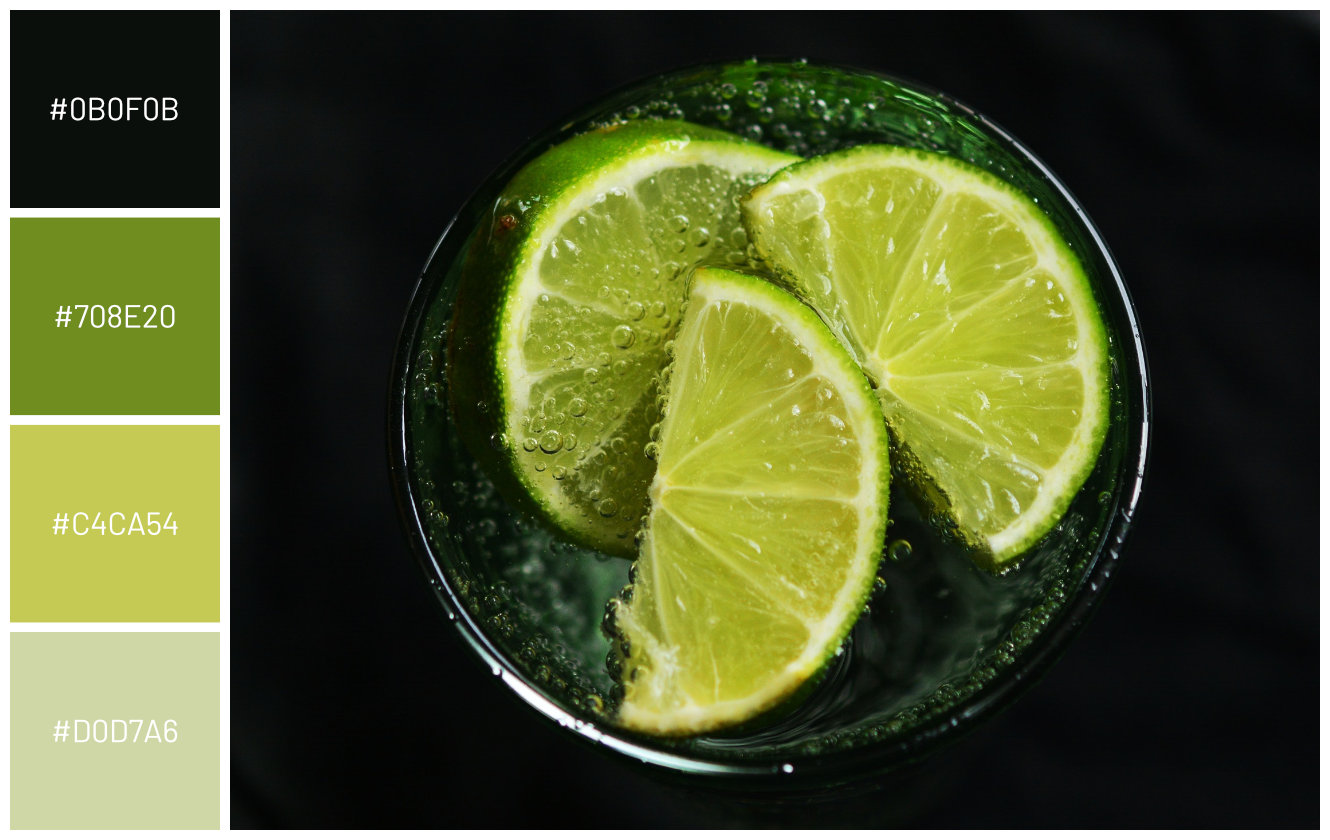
(11, 632, 220, 829)
(10, 217, 220, 414)
(11, 425, 219, 622)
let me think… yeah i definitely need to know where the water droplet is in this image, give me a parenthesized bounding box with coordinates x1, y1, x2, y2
(719, 82, 737, 99)
(611, 324, 636, 349)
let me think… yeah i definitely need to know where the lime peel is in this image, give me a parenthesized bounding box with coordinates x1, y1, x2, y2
(743, 144, 1109, 565)
(449, 120, 798, 557)
(613, 266, 889, 736)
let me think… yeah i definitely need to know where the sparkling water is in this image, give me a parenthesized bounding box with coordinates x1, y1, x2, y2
(393, 60, 1146, 779)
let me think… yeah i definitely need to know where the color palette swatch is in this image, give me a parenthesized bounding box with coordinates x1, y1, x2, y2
(11, 426, 220, 623)
(11, 633, 221, 829)
(11, 218, 221, 415)
(9, 10, 223, 830)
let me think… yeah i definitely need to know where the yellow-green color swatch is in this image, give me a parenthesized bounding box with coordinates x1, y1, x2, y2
(11, 632, 220, 829)
(10, 217, 220, 415)
(11, 425, 219, 622)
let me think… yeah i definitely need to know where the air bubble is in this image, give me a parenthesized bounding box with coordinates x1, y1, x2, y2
(539, 430, 563, 453)
(522, 438, 538, 452)
(670, 214, 689, 233)
(569, 398, 587, 417)
(888, 539, 913, 562)
(745, 82, 767, 108)
(598, 499, 619, 518)
(612, 325, 636, 348)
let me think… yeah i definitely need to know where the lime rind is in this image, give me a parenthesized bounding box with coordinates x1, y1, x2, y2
(612, 267, 889, 736)
(742, 145, 1109, 565)
(449, 120, 797, 556)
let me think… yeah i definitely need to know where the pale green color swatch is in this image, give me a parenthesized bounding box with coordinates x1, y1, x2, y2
(11, 632, 220, 829)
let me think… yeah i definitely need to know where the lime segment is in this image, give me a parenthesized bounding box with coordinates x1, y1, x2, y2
(449, 120, 797, 556)
(743, 145, 1109, 564)
(612, 267, 889, 736)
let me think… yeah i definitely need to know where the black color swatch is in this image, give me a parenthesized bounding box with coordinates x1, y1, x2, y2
(10, 11, 220, 208)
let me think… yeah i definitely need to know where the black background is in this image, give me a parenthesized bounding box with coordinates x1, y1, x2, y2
(231, 12, 1318, 828)
(11, 11, 220, 208)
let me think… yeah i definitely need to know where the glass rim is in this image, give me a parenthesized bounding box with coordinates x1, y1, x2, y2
(387, 58, 1151, 787)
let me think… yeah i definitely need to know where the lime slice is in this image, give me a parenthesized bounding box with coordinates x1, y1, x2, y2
(449, 120, 798, 556)
(742, 145, 1109, 565)
(610, 266, 889, 736)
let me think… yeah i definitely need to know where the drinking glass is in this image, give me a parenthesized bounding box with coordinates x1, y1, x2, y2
(388, 59, 1149, 795)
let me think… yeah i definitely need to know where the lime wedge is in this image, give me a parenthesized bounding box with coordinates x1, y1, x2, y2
(449, 120, 798, 557)
(742, 145, 1109, 565)
(610, 266, 889, 736)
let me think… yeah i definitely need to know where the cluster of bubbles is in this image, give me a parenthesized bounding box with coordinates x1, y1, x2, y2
(593, 59, 961, 162)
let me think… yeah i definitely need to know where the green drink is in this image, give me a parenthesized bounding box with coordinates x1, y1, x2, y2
(389, 60, 1148, 787)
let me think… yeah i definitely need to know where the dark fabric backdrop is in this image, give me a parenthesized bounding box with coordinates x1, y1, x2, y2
(230, 12, 1318, 828)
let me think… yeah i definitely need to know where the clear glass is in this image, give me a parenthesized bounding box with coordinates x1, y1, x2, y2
(388, 60, 1149, 791)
